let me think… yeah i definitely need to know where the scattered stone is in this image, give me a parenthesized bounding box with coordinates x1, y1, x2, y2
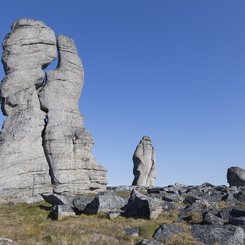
(230, 208, 245, 217)
(132, 136, 156, 187)
(108, 212, 120, 219)
(184, 195, 199, 205)
(202, 211, 224, 225)
(221, 193, 235, 202)
(136, 239, 162, 245)
(192, 224, 244, 245)
(218, 207, 234, 222)
(124, 190, 163, 220)
(124, 227, 139, 237)
(52, 205, 76, 220)
(0, 238, 13, 244)
(72, 195, 95, 212)
(153, 224, 183, 241)
(165, 185, 179, 194)
(229, 217, 245, 226)
(107, 186, 135, 192)
(227, 166, 245, 187)
(162, 193, 183, 202)
(41, 194, 74, 206)
(234, 190, 245, 202)
(84, 192, 127, 215)
(147, 187, 165, 194)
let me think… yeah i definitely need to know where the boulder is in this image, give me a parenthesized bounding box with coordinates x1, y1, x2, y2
(0, 238, 13, 244)
(136, 239, 162, 245)
(218, 207, 234, 222)
(41, 194, 74, 206)
(108, 212, 120, 219)
(124, 227, 139, 237)
(202, 211, 224, 225)
(234, 190, 245, 202)
(132, 136, 156, 187)
(124, 190, 163, 220)
(192, 224, 244, 245)
(221, 193, 236, 202)
(73, 195, 95, 212)
(229, 208, 245, 227)
(52, 205, 76, 220)
(84, 192, 127, 215)
(230, 208, 245, 217)
(229, 217, 245, 226)
(227, 167, 245, 187)
(153, 224, 183, 241)
(184, 195, 199, 205)
(162, 193, 183, 202)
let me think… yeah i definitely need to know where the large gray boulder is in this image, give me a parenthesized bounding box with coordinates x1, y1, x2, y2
(227, 166, 245, 187)
(192, 225, 244, 245)
(132, 136, 156, 187)
(84, 191, 127, 215)
(124, 189, 163, 220)
(153, 224, 183, 242)
(0, 19, 107, 202)
(52, 205, 76, 220)
(0, 19, 56, 201)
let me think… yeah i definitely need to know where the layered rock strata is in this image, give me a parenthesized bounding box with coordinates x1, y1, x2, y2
(132, 136, 156, 187)
(39, 35, 107, 195)
(0, 19, 56, 201)
(0, 19, 106, 201)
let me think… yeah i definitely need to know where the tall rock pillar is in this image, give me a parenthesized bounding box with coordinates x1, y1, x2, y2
(0, 19, 107, 201)
(0, 19, 57, 201)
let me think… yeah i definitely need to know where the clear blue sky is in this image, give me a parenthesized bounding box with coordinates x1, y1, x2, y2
(0, 1, 245, 186)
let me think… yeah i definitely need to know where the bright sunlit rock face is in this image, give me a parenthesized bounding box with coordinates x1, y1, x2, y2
(132, 136, 156, 187)
(0, 19, 107, 202)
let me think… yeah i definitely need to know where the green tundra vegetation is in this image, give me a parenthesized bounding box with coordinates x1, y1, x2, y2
(0, 201, 202, 245)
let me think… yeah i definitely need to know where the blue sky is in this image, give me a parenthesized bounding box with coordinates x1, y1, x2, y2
(0, 1, 245, 186)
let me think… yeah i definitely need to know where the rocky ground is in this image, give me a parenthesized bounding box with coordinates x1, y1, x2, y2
(0, 183, 244, 244)
(40, 183, 245, 244)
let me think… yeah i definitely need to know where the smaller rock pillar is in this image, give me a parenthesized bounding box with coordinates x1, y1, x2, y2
(132, 136, 156, 187)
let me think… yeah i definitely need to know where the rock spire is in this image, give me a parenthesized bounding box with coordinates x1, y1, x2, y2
(0, 19, 107, 202)
(132, 136, 156, 187)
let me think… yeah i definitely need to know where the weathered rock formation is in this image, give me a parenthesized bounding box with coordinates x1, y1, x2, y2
(132, 136, 156, 187)
(39, 35, 106, 195)
(0, 19, 107, 202)
(227, 166, 245, 187)
(0, 19, 56, 201)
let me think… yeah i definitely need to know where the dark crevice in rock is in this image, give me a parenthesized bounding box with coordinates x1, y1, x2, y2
(38, 66, 59, 186)
(41, 114, 58, 186)
(21, 42, 55, 46)
(0, 97, 7, 116)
